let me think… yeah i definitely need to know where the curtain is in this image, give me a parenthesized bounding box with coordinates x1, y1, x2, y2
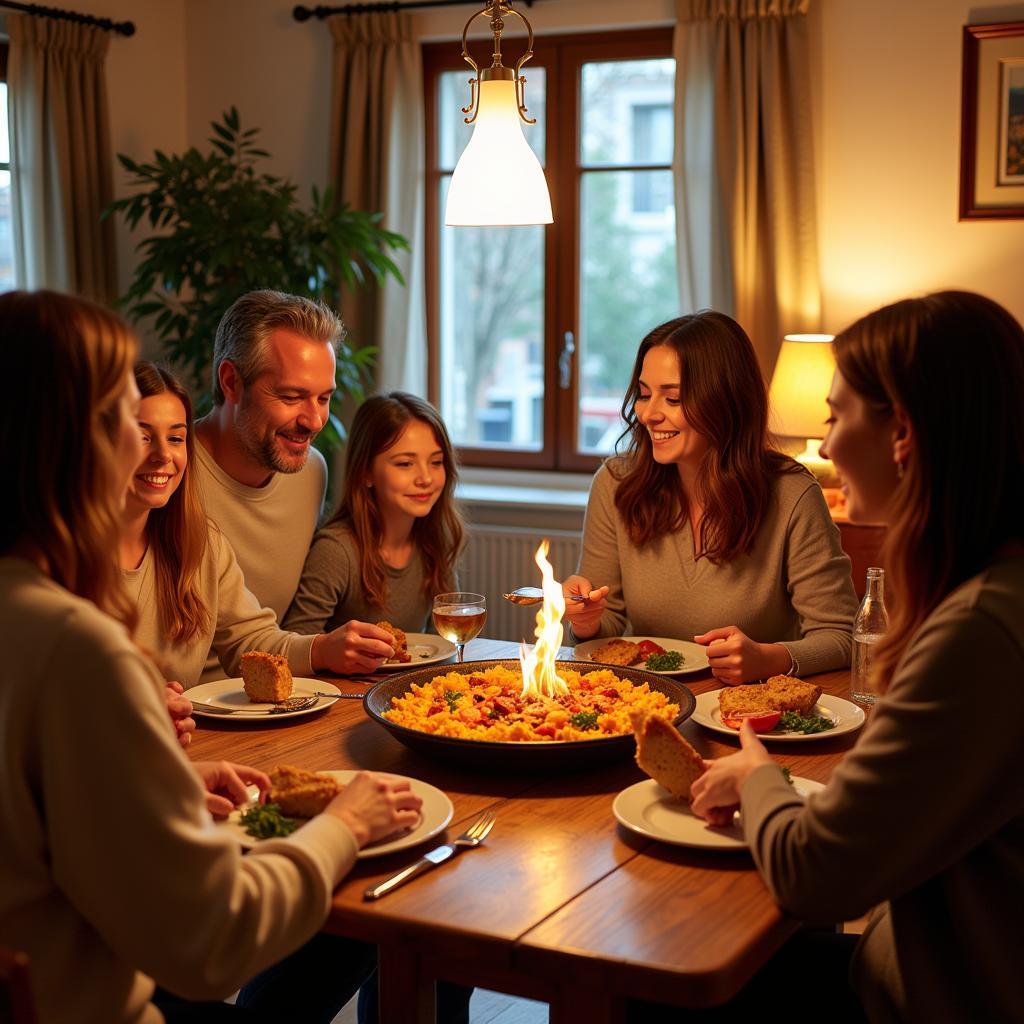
(673, 0, 820, 376)
(7, 13, 117, 301)
(329, 12, 426, 395)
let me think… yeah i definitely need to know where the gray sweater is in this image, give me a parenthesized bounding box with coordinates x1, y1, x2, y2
(284, 523, 431, 635)
(579, 462, 857, 675)
(742, 552, 1024, 1022)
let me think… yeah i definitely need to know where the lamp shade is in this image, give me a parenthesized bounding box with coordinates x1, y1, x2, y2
(768, 334, 836, 439)
(445, 79, 553, 227)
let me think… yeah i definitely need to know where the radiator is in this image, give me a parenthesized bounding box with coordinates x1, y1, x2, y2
(459, 526, 581, 644)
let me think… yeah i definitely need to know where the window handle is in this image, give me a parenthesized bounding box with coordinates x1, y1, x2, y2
(559, 331, 576, 390)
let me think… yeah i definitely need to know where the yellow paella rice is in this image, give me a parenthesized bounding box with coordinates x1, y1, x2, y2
(383, 665, 679, 742)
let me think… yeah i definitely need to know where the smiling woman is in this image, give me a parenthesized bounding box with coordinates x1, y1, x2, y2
(562, 311, 859, 685)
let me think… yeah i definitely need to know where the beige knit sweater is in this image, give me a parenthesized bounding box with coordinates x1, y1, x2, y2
(0, 558, 358, 1024)
(742, 553, 1024, 1022)
(578, 462, 857, 675)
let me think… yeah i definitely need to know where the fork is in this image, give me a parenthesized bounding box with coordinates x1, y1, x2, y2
(363, 811, 497, 900)
(194, 692, 355, 715)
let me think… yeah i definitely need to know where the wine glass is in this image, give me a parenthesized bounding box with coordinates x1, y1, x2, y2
(432, 592, 486, 664)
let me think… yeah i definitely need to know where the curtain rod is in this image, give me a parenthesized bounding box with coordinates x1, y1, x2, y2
(0, 1, 134, 35)
(294, 1, 533, 20)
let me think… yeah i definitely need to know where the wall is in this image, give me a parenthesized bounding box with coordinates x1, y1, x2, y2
(812, 0, 1024, 330)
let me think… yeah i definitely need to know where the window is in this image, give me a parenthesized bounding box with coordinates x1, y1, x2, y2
(0, 44, 14, 291)
(425, 29, 678, 471)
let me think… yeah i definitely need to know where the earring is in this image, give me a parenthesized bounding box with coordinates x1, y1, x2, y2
(896, 459, 905, 480)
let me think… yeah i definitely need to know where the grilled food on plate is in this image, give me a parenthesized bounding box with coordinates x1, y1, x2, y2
(269, 765, 344, 817)
(377, 620, 411, 663)
(717, 675, 821, 718)
(240, 651, 293, 703)
(590, 638, 643, 667)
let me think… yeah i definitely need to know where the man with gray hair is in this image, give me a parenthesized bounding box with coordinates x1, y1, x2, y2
(195, 289, 394, 678)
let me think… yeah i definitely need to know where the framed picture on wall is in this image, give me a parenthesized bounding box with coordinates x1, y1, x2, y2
(960, 21, 1024, 219)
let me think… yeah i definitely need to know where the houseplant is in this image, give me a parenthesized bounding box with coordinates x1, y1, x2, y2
(107, 107, 408, 454)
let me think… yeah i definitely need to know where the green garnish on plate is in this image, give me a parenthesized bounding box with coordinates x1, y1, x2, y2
(444, 689, 464, 712)
(777, 711, 836, 734)
(644, 650, 684, 671)
(239, 802, 298, 839)
(569, 710, 599, 731)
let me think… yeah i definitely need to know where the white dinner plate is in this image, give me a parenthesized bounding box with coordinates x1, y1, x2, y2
(188, 677, 341, 721)
(573, 636, 710, 676)
(613, 776, 825, 850)
(376, 633, 457, 672)
(691, 690, 866, 743)
(221, 770, 455, 858)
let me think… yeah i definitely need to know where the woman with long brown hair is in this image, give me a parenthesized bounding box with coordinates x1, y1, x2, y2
(563, 311, 857, 683)
(121, 361, 402, 686)
(0, 291, 420, 1022)
(690, 291, 1024, 1020)
(285, 391, 464, 637)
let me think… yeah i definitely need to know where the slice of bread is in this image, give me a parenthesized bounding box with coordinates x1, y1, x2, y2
(632, 712, 705, 800)
(269, 765, 344, 818)
(241, 651, 293, 703)
(718, 675, 822, 719)
(377, 620, 411, 663)
(590, 639, 642, 667)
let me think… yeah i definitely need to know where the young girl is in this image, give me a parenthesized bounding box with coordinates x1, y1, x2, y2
(0, 291, 419, 1022)
(690, 291, 1024, 1020)
(121, 362, 396, 686)
(563, 311, 857, 684)
(285, 392, 464, 637)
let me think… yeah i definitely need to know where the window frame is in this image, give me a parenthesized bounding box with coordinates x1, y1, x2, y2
(424, 26, 674, 473)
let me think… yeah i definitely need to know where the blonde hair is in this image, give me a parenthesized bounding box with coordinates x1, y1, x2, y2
(0, 291, 138, 630)
(833, 291, 1024, 691)
(134, 362, 211, 644)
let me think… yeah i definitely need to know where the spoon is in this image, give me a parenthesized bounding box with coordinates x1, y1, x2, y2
(502, 587, 587, 606)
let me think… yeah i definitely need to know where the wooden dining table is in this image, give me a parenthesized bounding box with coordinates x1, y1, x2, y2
(187, 639, 865, 1024)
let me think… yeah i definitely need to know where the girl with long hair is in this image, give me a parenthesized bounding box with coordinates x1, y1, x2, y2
(285, 391, 464, 637)
(121, 361, 400, 685)
(690, 291, 1024, 1020)
(563, 311, 858, 684)
(0, 291, 420, 1023)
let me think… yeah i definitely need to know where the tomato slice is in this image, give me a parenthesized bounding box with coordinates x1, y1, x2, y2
(636, 639, 666, 658)
(722, 710, 782, 733)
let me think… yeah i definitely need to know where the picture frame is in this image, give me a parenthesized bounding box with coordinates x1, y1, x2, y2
(959, 21, 1024, 219)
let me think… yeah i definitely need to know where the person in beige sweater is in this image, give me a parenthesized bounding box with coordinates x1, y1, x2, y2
(121, 363, 399, 693)
(690, 291, 1024, 1022)
(563, 312, 857, 683)
(192, 290, 395, 679)
(0, 291, 421, 1024)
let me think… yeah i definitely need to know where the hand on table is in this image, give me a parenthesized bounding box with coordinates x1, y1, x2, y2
(325, 771, 423, 848)
(193, 761, 271, 819)
(694, 626, 793, 685)
(690, 721, 774, 826)
(314, 620, 395, 674)
(560, 575, 610, 640)
(165, 681, 195, 750)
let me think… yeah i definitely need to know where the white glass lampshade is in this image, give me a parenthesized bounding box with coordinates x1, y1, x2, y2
(768, 334, 836, 439)
(445, 79, 553, 227)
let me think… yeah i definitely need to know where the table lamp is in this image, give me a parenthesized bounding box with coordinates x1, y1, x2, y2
(768, 333, 837, 484)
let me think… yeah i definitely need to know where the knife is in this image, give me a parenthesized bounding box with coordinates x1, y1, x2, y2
(363, 843, 459, 900)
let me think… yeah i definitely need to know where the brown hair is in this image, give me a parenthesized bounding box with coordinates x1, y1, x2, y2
(134, 362, 211, 644)
(330, 392, 464, 609)
(0, 290, 138, 629)
(613, 311, 798, 561)
(832, 290, 1024, 691)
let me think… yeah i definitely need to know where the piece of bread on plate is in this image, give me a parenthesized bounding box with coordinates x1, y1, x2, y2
(717, 675, 822, 718)
(269, 765, 344, 818)
(590, 638, 642, 667)
(632, 712, 705, 800)
(377, 620, 411, 663)
(240, 651, 293, 703)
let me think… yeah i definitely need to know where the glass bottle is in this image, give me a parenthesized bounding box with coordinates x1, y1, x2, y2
(851, 567, 888, 705)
